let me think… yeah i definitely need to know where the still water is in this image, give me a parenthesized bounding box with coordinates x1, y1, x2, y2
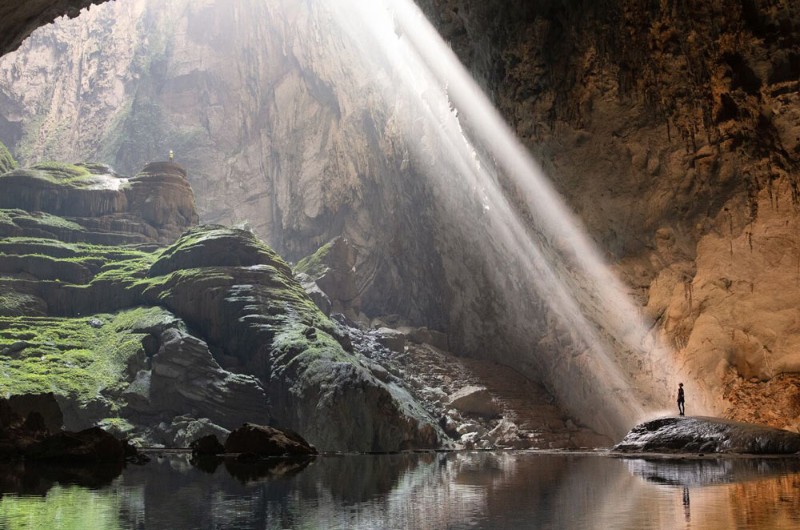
(0, 451, 798, 529)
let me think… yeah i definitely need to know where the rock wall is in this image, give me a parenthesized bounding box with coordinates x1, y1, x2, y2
(417, 0, 800, 429)
(0, 0, 799, 434)
(0, 0, 451, 331)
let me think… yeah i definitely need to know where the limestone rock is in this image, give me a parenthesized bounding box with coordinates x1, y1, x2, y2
(224, 423, 317, 456)
(297, 273, 332, 316)
(145, 328, 269, 431)
(167, 417, 231, 449)
(190, 434, 224, 457)
(614, 417, 800, 455)
(145, 226, 445, 452)
(0, 0, 109, 56)
(0, 162, 198, 245)
(375, 327, 406, 353)
(295, 237, 360, 315)
(447, 386, 501, 418)
(408, 327, 448, 350)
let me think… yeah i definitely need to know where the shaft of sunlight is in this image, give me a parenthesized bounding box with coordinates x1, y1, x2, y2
(330, 0, 711, 436)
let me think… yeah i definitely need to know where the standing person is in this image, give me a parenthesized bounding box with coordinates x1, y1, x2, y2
(677, 383, 685, 416)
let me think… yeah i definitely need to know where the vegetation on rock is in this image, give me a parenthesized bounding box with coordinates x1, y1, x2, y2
(0, 140, 16, 174)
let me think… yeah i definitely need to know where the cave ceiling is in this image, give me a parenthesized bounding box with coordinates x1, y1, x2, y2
(0, 0, 110, 57)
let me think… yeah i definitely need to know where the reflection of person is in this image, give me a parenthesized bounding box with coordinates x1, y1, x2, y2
(682, 486, 691, 522)
(677, 383, 685, 416)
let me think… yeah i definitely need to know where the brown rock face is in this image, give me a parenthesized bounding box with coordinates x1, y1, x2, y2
(1, 0, 799, 435)
(416, 0, 800, 430)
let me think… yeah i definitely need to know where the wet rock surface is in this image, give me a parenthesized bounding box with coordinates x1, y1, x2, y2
(614, 416, 800, 455)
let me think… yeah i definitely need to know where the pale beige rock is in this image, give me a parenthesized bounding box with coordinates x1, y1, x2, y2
(447, 385, 501, 418)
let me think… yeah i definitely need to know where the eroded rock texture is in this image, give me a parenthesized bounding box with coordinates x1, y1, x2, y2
(418, 0, 800, 429)
(614, 416, 800, 454)
(0, 156, 444, 451)
(0, 0, 106, 56)
(0, 0, 799, 436)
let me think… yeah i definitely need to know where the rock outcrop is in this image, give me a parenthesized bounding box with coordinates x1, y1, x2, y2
(1, 0, 798, 438)
(0, 156, 445, 451)
(0, 161, 198, 244)
(0, 0, 107, 56)
(224, 423, 317, 456)
(614, 416, 800, 455)
(127, 328, 269, 430)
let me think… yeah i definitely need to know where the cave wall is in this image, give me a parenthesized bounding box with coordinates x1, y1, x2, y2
(1, 0, 799, 431)
(418, 0, 800, 427)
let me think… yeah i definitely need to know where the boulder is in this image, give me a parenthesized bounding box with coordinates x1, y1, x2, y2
(190, 434, 225, 456)
(144, 329, 269, 430)
(447, 386, 502, 418)
(25, 427, 126, 462)
(224, 423, 318, 456)
(7, 393, 63, 433)
(170, 417, 230, 449)
(614, 416, 800, 455)
(409, 327, 448, 350)
(375, 327, 406, 353)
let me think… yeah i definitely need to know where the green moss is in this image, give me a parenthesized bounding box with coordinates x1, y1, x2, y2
(0, 308, 173, 400)
(0, 141, 17, 175)
(294, 240, 334, 279)
(272, 323, 350, 366)
(0, 291, 42, 317)
(96, 416, 135, 436)
(29, 162, 92, 182)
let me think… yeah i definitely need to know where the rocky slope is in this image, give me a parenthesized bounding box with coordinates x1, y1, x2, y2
(0, 0, 798, 437)
(0, 157, 447, 451)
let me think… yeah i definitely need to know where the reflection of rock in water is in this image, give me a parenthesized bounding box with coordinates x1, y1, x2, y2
(614, 416, 800, 454)
(623, 457, 800, 487)
(0, 460, 123, 495)
(224, 456, 315, 484)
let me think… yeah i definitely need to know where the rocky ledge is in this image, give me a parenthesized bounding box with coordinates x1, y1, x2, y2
(613, 416, 800, 455)
(0, 161, 198, 244)
(0, 153, 444, 452)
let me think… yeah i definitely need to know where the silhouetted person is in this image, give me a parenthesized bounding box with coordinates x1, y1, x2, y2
(169, 149, 174, 161)
(677, 383, 685, 416)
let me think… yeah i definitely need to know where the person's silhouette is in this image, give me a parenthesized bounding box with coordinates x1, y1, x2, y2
(677, 383, 685, 416)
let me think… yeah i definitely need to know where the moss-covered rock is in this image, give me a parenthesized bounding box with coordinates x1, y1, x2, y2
(0, 141, 17, 174)
(0, 308, 162, 402)
(0, 217, 443, 450)
(0, 155, 442, 450)
(0, 161, 197, 245)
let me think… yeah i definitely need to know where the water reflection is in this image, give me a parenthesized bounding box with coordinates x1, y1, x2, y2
(0, 452, 798, 529)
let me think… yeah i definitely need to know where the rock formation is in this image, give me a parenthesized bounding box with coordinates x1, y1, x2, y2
(0, 0, 798, 437)
(0, 161, 198, 244)
(224, 423, 318, 457)
(614, 416, 800, 454)
(0, 0, 106, 56)
(0, 156, 445, 451)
